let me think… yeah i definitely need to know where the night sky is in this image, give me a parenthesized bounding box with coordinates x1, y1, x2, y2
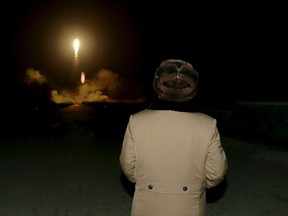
(2, 0, 287, 107)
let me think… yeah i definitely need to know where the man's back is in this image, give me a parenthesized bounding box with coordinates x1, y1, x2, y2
(130, 109, 218, 182)
(120, 109, 227, 216)
(119, 59, 228, 216)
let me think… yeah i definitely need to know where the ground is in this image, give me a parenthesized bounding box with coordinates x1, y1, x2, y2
(0, 103, 287, 215)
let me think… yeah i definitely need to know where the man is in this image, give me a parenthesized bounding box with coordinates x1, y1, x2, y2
(119, 59, 228, 216)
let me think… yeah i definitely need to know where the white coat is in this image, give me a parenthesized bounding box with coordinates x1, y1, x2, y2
(120, 109, 228, 216)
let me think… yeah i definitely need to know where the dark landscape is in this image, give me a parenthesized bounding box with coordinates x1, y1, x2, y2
(1, 0, 287, 215)
(0, 101, 287, 216)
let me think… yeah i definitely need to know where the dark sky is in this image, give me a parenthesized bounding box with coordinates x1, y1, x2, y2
(2, 0, 287, 105)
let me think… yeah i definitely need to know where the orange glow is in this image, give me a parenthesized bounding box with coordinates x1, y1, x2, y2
(80, 71, 85, 84)
(73, 38, 80, 58)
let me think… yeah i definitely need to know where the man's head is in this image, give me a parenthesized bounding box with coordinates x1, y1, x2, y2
(153, 59, 198, 102)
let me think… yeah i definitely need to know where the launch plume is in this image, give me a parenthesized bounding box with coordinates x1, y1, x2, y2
(23, 67, 145, 104)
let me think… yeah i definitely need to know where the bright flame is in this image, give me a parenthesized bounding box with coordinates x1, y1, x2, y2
(73, 38, 80, 58)
(80, 71, 85, 84)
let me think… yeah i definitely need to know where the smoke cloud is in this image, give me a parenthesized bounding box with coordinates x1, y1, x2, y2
(24, 68, 47, 85)
(23, 67, 145, 104)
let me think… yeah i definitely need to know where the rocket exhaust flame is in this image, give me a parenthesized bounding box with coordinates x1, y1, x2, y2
(21, 37, 146, 105)
(73, 38, 80, 58)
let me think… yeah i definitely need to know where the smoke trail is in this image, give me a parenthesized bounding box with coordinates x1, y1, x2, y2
(23, 67, 145, 104)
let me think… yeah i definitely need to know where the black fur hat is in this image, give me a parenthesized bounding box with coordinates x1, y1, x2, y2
(153, 59, 198, 102)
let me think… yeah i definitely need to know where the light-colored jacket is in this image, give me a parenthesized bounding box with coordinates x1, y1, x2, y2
(120, 109, 228, 216)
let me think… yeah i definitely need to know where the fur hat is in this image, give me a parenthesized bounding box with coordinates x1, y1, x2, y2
(153, 59, 198, 102)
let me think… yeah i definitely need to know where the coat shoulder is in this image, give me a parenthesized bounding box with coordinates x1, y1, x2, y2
(131, 109, 216, 123)
(191, 112, 215, 121)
